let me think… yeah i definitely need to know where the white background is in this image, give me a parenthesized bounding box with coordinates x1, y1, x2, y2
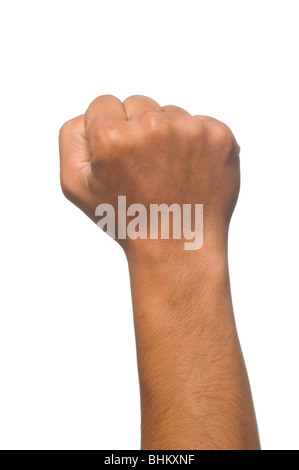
(0, 0, 298, 450)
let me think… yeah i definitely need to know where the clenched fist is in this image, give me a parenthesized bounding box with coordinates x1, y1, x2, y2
(59, 95, 240, 253)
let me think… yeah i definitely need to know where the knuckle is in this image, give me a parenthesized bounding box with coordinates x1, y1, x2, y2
(210, 121, 235, 152)
(123, 94, 143, 105)
(192, 116, 240, 157)
(91, 119, 124, 154)
(205, 119, 240, 158)
(142, 112, 171, 137)
(99, 118, 120, 139)
(211, 122, 241, 163)
(183, 116, 205, 137)
(86, 95, 117, 114)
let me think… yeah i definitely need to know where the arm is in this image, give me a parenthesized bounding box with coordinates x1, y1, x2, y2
(59, 94, 260, 450)
(128, 247, 259, 450)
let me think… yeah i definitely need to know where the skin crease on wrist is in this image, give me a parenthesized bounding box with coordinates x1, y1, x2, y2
(59, 94, 261, 450)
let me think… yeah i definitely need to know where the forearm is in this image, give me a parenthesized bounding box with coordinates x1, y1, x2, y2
(127, 243, 260, 450)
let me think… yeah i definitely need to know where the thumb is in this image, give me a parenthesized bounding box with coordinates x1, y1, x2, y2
(59, 115, 91, 203)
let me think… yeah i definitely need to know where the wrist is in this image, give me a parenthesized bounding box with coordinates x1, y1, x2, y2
(124, 231, 228, 270)
(125, 238, 230, 304)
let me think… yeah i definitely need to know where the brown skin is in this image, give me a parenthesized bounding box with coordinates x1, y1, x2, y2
(59, 94, 260, 450)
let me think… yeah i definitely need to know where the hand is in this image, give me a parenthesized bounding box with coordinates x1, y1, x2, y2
(59, 94, 240, 254)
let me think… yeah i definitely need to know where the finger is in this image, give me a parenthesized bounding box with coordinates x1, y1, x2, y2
(84, 94, 127, 133)
(59, 115, 90, 176)
(123, 95, 162, 120)
(193, 114, 216, 122)
(84, 95, 128, 158)
(194, 115, 240, 151)
(162, 104, 191, 120)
